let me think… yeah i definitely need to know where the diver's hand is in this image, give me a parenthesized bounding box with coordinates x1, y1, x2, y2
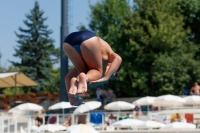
(89, 77, 109, 84)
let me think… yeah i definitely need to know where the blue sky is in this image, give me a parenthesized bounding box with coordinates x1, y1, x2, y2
(0, 0, 99, 68)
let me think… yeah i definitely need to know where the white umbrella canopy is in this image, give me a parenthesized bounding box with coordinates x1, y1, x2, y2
(73, 101, 101, 114)
(183, 95, 200, 105)
(48, 101, 76, 110)
(104, 101, 135, 111)
(49, 101, 77, 123)
(8, 102, 43, 133)
(133, 96, 156, 106)
(153, 94, 185, 107)
(8, 102, 43, 112)
(160, 122, 196, 130)
(112, 119, 144, 127)
(137, 120, 165, 128)
(67, 124, 99, 133)
(37, 124, 67, 132)
(0, 72, 38, 103)
(0, 72, 38, 88)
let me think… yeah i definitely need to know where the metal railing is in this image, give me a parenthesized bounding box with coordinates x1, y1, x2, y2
(1, 107, 200, 133)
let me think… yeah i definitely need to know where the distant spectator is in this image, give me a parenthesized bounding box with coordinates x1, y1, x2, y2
(133, 105, 142, 119)
(105, 114, 117, 126)
(96, 86, 105, 105)
(171, 113, 182, 122)
(35, 110, 46, 126)
(125, 113, 133, 119)
(151, 106, 161, 111)
(190, 82, 200, 95)
(196, 120, 200, 129)
(63, 116, 71, 127)
(35, 116, 43, 127)
(119, 113, 133, 120)
(105, 88, 116, 104)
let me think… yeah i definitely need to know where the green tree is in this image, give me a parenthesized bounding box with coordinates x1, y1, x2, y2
(5, 66, 19, 72)
(88, 0, 133, 96)
(175, 0, 200, 70)
(0, 67, 4, 73)
(3, 88, 24, 96)
(176, 0, 200, 44)
(123, 0, 199, 96)
(43, 67, 60, 93)
(86, 0, 200, 97)
(175, 0, 200, 86)
(10, 1, 59, 92)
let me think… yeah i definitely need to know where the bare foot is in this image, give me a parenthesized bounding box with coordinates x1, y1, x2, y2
(68, 77, 78, 95)
(77, 73, 87, 94)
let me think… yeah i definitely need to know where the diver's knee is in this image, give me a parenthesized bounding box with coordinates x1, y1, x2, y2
(65, 74, 71, 82)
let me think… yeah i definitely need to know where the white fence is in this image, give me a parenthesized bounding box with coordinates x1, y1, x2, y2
(1, 107, 200, 133)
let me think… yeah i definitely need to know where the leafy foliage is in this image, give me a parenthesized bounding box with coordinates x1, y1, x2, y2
(84, 0, 200, 97)
(89, 0, 133, 96)
(126, 0, 198, 96)
(43, 67, 60, 93)
(3, 88, 24, 96)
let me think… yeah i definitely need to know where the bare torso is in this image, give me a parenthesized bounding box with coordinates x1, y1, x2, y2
(98, 37, 115, 74)
(99, 37, 115, 62)
(191, 83, 200, 95)
(192, 86, 200, 94)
